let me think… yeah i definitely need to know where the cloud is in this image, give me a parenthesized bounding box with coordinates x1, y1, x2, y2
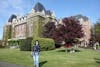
(0, 0, 26, 15)
(0, 0, 32, 39)
(0, 0, 38, 39)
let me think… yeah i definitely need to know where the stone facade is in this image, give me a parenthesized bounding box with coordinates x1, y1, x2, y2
(3, 3, 91, 46)
(74, 15, 91, 43)
(3, 2, 56, 43)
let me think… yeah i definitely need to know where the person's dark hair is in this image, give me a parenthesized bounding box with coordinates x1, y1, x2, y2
(34, 40, 39, 45)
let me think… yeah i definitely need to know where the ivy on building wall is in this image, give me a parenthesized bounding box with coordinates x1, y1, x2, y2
(3, 25, 12, 45)
(38, 16, 45, 37)
(5, 25, 12, 40)
(32, 16, 39, 38)
(32, 15, 55, 39)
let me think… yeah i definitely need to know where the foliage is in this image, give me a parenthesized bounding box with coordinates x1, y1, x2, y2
(32, 38, 55, 51)
(32, 16, 40, 38)
(0, 40, 2, 48)
(19, 38, 32, 51)
(42, 22, 56, 38)
(32, 15, 45, 38)
(4, 25, 12, 40)
(0, 40, 5, 48)
(38, 16, 45, 37)
(8, 38, 32, 51)
(3, 25, 12, 46)
(32, 16, 55, 50)
(0, 45, 3, 48)
(52, 17, 84, 46)
(8, 40, 18, 46)
(94, 21, 100, 42)
(0, 40, 2, 45)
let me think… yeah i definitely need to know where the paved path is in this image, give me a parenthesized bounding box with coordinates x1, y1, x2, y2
(0, 62, 27, 67)
(96, 49, 100, 52)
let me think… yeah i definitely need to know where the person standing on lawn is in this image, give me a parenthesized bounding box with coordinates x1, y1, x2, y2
(32, 40, 40, 67)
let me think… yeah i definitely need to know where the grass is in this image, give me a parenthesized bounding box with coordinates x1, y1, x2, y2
(0, 48, 100, 67)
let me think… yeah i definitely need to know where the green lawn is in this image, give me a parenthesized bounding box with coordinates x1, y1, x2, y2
(0, 48, 100, 67)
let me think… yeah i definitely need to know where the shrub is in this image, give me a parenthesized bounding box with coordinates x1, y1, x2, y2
(8, 40, 18, 46)
(19, 38, 32, 51)
(8, 38, 32, 51)
(32, 38, 55, 51)
(0, 40, 5, 48)
(0, 44, 5, 48)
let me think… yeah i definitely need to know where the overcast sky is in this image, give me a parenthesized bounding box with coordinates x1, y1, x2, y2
(0, 0, 100, 39)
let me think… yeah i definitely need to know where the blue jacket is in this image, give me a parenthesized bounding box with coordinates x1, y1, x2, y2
(32, 45, 40, 52)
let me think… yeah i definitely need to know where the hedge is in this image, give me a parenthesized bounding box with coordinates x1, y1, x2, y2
(0, 44, 5, 48)
(8, 40, 18, 46)
(8, 38, 32, 51)
(32, 38, 55, 51)
(19, 38, 32, 51)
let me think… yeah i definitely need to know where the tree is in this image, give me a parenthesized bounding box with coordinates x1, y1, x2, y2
(94, 19, 100, 42)
(42, 22, 56, 38)
(52, 17, 84, 47)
